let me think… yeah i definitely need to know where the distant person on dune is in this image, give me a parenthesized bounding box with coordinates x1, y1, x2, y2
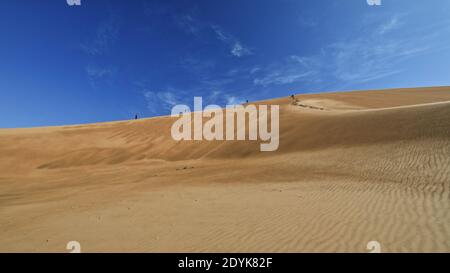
(290, 94, 298, 105)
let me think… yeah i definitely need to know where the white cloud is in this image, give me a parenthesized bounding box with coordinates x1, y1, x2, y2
(157, 92, 178, 106)
(211, 25, 229, 42)
(253, 14, 443, 88)
(207, 90, 222, 102)
(211, 25, 253, 57)
(175, 14, 200, 35)
(144, 90, 179, 113)
(328, 31, 430, 84)
(172, 16, 254, 58)
(250, 66, 261, 74)
(80, 13, 119, 56)
(298, 16, 317, 28)
(253, 55, 320, 87)
(85, 64, 118, 90)
(231, 42, 253, 57)
(225, 95, 244, 106)
(85, 65, 117, 78)
(377, 16, 401, 35)
(254, 71, 315, 87)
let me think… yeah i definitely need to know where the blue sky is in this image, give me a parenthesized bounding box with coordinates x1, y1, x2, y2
(1, 0, 450, 128)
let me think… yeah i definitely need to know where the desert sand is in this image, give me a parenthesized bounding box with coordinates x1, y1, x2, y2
(1, 86, 449, 253)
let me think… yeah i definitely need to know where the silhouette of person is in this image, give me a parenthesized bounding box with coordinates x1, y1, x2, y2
(135, 114, 138, 120)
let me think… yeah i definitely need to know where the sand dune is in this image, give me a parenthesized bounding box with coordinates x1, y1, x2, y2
(1, 86, 449, 252)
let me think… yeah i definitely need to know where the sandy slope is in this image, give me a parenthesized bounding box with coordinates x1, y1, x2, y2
(0, 86, 449, 252)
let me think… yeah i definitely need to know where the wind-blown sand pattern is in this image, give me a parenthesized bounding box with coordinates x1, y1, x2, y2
(1, 86, 449, 252)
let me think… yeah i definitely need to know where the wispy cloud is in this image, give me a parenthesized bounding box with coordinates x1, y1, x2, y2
(298, 16, 317, 28)
(175, 14, 201, 35)
(253, 55, 320, 87)
(143, 4, 253, 58)
(80, 13, 119, 56)
(144, 90, 179, 113)
(204, 90, 246, 106)
(85, 64, 117, 79)
(211, 25, 253, 57)
(85, 64, 118, 90)
(138, 79, 249, 115)
(329, 40, 404, 83)
(79, 11, 121, 91)
(253, 14, 444, 89)
(327, 15, 430, 85)
(212, 25, 229, 42)
(175, 56, 253, 103)
(250, 66, 261, 74)
(224, 95, 245, 106)
(231, 42, 253, 57)
(254, 70, 316, 87)
(376, 15, 401, 35)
